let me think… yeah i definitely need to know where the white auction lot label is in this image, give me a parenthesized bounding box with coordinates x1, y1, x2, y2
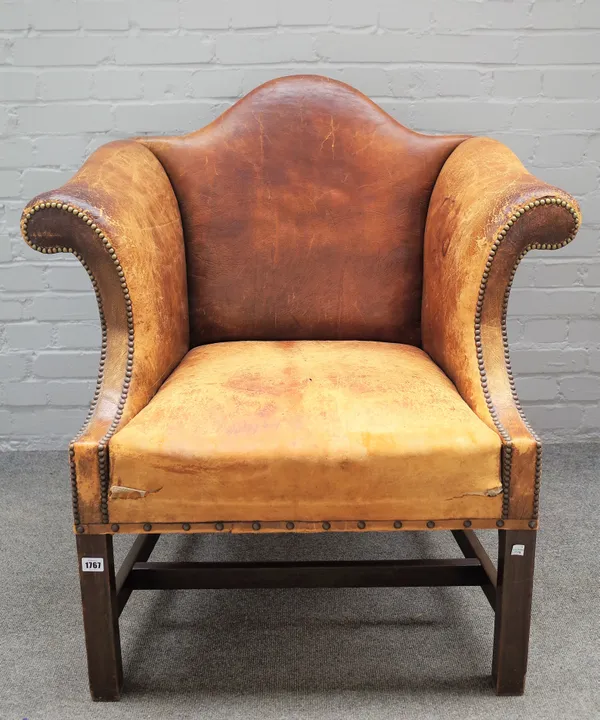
(81, 557, 104, 572)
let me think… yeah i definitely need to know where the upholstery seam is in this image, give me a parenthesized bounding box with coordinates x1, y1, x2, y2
(475, 196, 580, 521)
(21, 201, 134, 528)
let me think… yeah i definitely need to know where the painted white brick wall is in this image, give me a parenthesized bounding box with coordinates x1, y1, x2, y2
(1, 0, 599, 449)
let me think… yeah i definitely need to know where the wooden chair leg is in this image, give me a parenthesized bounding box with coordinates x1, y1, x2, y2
(76, 534, 123, 701)
(492, 529, 537, 695)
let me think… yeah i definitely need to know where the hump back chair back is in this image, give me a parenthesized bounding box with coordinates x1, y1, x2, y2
(21, 76, 581, 700)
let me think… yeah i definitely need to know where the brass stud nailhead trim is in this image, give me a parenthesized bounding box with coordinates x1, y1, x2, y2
(111, 524, 120, 533)
(322, 521, 331, 530)
(21, 201, 135, 526)
(357, 520, 366, 529)
(76, 525, 85, 534)
(475, 196, 579, 521)
(77, 518, 540, 534)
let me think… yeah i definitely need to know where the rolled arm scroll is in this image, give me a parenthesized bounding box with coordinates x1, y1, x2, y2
(20, 141, 189, 526)
(422, 137, 581, 522)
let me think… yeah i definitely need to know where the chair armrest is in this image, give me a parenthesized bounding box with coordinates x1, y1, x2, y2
(422, 137, 581, 522)
(21, 140, 189, 526)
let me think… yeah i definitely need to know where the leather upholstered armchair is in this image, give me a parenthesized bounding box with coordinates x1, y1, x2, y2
(21, 76, 581, 700)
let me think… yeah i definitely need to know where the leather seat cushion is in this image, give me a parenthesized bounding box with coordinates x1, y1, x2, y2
(108, 341, 503, 524)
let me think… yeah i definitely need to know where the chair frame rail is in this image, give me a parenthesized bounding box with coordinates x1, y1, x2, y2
(76, 528, 536, 701)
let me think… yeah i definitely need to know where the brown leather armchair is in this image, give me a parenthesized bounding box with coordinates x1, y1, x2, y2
(21, 76, 580, 700)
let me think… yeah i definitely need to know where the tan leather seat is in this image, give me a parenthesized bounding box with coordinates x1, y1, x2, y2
(108, 340, 502, 525)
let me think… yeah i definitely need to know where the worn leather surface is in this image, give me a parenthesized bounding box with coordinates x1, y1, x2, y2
(23, 141, 189, 522)
(422, 137, 581, 519)
(108, 341, 502, 523)
(141, 75, 466, 346)
(20, 78, 581, 531)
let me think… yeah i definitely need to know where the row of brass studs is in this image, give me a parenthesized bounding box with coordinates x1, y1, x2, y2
(501, 200, 579, 520)
(475, 196, 580, 521)
(21, 201, 135, 526)
(79, 517, 538, 534)
(20, 217, 106, 527)
(504, 246, 543, 519)
(476, 232, 513, 519)
(103, 520, 454, 533)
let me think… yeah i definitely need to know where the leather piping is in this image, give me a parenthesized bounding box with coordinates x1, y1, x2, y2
(476, 196, 580, 519)
(20, 201, 134, 526)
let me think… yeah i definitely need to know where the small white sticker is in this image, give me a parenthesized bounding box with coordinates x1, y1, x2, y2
(81, 557, 104, 572)
(511, 544, 525, 556)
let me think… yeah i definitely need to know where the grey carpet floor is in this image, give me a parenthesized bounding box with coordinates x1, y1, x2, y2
(1, 446, 599, 719)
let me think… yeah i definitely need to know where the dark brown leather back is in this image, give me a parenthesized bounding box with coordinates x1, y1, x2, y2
(142, 76, 466, 346)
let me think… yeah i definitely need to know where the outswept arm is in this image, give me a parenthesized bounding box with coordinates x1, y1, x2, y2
(422, 137, 581, 522)
(21, 140, 189, 526)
